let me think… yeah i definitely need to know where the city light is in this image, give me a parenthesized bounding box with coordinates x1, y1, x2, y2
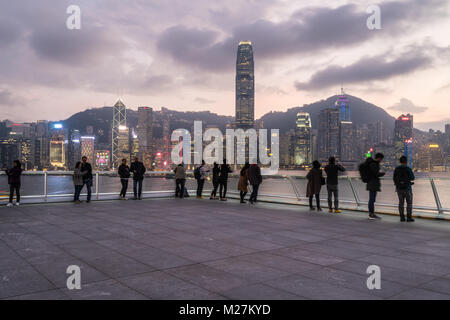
(118, 125, 127, 131)
(53, 123, 63, 129)
(429, 144, 439, 148)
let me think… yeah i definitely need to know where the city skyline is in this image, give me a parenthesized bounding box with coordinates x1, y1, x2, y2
(0, 1, 449, 131)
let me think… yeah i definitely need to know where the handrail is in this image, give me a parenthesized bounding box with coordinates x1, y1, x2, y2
(0, 170, 448, 216)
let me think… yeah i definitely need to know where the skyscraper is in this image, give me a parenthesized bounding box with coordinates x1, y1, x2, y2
(294, 113, 312, 165)
(394, 114, 413, 167)
(81, 136, 95, 164)
(235, 41, 254, 129)
(335, 88, 351, 122)
(137, 106, 153, 169)
(318, 106, 340, 161)
(112, 100, 126, 169)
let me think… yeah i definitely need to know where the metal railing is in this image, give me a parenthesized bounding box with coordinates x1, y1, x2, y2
(0, 171, 448, 218)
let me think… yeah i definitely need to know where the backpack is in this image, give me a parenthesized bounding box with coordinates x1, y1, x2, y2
(359, 160, 371, 183)
(194, 166, 201, 180)
(395, 167, 411, 190)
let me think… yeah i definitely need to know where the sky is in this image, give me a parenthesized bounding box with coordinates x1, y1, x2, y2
(0, 0, 449, 130)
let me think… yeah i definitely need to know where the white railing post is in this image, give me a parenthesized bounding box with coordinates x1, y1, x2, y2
(348, 177, 361, 207)
(96, 172, 99, 200)
(44, 171, 48, 202)
(430, 178, 444, 214)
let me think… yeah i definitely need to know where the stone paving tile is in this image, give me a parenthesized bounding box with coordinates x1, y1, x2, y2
(61, 279, 148, 300)
(220, 283, 303, 300)
(419, 278, 450, 296)
(166, 264, 252, 292)
(4, 289, 70, 300)
(120, 247, 196, 270)
(264, 274, 380, 300)
(389, 288, 450, 300)
(298, 266, 412, 299)
(0, 265, 55, 299)
(330, 260, 437, 287)
(269, 247, 346, 266)
(118, 271, 225, 300)
(356, 254, 450, 277)
(204, 257, 291, 282)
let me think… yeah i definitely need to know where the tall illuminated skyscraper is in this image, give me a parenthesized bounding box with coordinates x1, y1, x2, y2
(112, 100, 126, 169)
(394, 114, 413, 167)
(137, 106, 153, 169)
(294, 113, 312, 165)
(235, 41, 254, 129)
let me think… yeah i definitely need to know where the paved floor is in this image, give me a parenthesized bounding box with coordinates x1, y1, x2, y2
(1, 198, 450, 300)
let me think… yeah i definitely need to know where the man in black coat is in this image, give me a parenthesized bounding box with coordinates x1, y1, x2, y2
(248, 163, 262, 204)
(118, 158, 131, 199)
(81, 156, 93, 203)
(130, 157, 146, 200)
(219, 159, 232, 201)
(324, 157, 346, 213)
(366, 153, 385, 220)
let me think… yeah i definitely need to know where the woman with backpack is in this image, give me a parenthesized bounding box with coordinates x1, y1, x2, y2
(5, 160, 23, 207)
(306, 160, 324, 211)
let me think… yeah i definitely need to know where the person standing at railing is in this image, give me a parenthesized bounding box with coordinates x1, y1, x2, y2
(81, 156, 93, 203)
(359, 153, 385, 220)
(248, 163, 262, 204)
(130, 157, 146, 200)
(118, 158, 131, 200)
(5, 160, 22, 207)
(393, 156, 415, 222)
(174, 163, 186, 199)
(238, 162, 250, 203)
(210, 162, 220, 200)
(306, 160, 324, 211)
(219, 159, 232, 201)
(195, 160, 207, 199)
(73, 161, 86, 203)
(324, 157, 346, 213)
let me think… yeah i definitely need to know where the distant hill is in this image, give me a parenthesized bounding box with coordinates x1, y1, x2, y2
(260, 95, 395, 133)
(61, 95, 396, 145)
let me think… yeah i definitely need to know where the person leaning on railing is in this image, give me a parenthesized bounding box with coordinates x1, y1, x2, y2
(393, 156, 415, 222)
(73, 161, 86, 204)
(5, 160, 23, 207)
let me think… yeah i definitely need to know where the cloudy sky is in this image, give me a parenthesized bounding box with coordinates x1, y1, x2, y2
(0, 0, 449, 130)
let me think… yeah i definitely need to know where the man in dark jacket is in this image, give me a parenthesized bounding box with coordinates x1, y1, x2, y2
(130, 157, 146, 200)
(118, 158, 130, 199)
(366, 153, 385, 220)
(5, 160, 22, 206)
(219, 159, 232, 201)
(248, 163, 262, 204)
(393, 156, 415, 222)
(324, 157, 346, 213)
(81, 156, 93, 203)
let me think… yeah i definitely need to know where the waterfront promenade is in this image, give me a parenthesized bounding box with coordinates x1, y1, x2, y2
(1, 198, 450, 300)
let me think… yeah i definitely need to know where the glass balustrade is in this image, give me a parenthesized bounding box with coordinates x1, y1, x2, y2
(0, 171, 448, 217)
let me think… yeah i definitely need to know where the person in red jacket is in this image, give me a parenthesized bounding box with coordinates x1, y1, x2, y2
(5, 160, 23, 207)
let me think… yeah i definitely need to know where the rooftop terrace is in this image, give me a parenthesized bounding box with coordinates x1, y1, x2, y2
(1, 198, 450, 300)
